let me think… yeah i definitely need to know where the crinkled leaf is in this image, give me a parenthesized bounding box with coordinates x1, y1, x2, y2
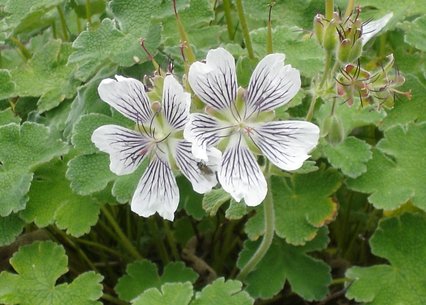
(237, 229, 330, 300)
(72, 113, 128, 155)
(251, 26, 323, 78)
(132, 282, 193, 305)
(112, 161, 148, 204)
(191, 278, 253, 305)
(1, 0, 64, 35)
(346, 213, 426, 305)
(358, 0, 426, 22)
(321, 137, 372, 178)
(115, 259, 198, 302)
(401, 15, 426, 52)
(348, 123, 426, 211)
(9, 40, 80, 112)
(21, 159, 100, 237)
(0, 122, 68, 170)
(66, 153, 116, 196)
(0, 108, 20, 125)
(0, 69, 15, 100)
(0, 241, 103, 305)
(226, 199, 248, 220)
(381, 74, 426, 130)
(0, 171, 32, 216)
(0, 214, 24, 246)
(202, 188, 231, 216)
(272, 170, 340, 245)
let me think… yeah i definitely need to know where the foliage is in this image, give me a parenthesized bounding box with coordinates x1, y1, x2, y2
(0, 0, 425, 304)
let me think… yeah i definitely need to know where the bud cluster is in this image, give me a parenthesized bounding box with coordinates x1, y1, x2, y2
(336, 54, 411, 109)
(313, 7, 364, 64)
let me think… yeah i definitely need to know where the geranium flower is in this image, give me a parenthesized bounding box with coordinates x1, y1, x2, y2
(184, 48, 320, 206)
(91, 75, 219, 220)
(361, 12, 393, 46)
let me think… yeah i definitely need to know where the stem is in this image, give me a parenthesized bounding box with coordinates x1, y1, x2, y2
(101, 206, 142, 260)
(101, 294, 129, 305)
(266, 3, 273, 54)
(344, 0, 355, 19)
(173, 0, 196, 64)
(305, 93, 317, 122)
(325, 0, 334, 20)
(223, 0, 234, 41)
(236, 0, 255, 59)
(320, 52, 333, 88)
(148, 218, 170, 264)
(75, 238, 124, 259)
(76, 15, 82, 33)
(163, 220, 180, 260)
(85, 0, 92, 26)
(53, 228, 98, 272)
(10, 36, 31, 59)
(237, 181, 275, 280)
(57, 5, 69, 41)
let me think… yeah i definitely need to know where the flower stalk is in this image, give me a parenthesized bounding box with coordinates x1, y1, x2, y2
(266, 2, 274, 54)
(223, 0, 235, 41)
(236, 0, 255, 59)
(237, 178, 275, 280)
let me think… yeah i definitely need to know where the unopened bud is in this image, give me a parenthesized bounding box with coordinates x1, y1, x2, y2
(323, 19, 338, 52)
(337, 38, 352, 63)
(348, 38, 363, 62)
(313, 14, 325, 46)
(151, 101, 162, 112)
(325, 115, 345, 145)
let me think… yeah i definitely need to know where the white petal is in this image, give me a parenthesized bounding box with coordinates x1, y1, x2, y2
(98, 75, 152, 123)
(162, 75, 190, 130)
(175, 140, 220, 194)
(184, 113, 232, 161)
(218, 135, 267, 206)
(250, 121, 320, 171)
(131, 156, 179, 221)
(91, 124, 151, 175)
(188, 47, 238, 110)
(362, 13, 393, 46)
(245, 54, 301, 117)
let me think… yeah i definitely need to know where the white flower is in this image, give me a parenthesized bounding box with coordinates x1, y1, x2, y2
(184, 48, 320, 206)
(91, 75, 219, 220)
(361, 12, 393, 46)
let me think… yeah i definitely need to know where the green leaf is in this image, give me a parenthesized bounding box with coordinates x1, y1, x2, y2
(381, 74, 426, 130)
(21, 159, 100, 237)
(358, 0, 426, 22)
(273, 170, 340, 245)
(0, 171, 32, 216)
(66, 153, 116, 196)
(115, 259, 198, 302)
(401, 15, 426, 51)
(348, 123, 426, 211)
(237, 229, 330, 300)
(0, 241, 103, 305)
(0, 214, 24, 246)
(321, 137, 372, 178)
(0, 122, 68, 170)
(226, 199, 248, 220)
(0, 108, 20, 125)
(112, 161, 148, 203)
(251, 26, 323, 78)
(9, 40, 80, 112)
(346, 213, 426, 305)
(1, 0, 64, 35)
(0, 69, 15, 100)
(132, 282, 193, 305)
(0, 122, 68, 216)
(72, 113, 128, 155)
(191, 278, 254, 305)
(202, 188, 231, 216)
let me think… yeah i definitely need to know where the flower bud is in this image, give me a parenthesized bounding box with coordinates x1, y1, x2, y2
(323, 19, 338, 53)
(325, 114, 345, 145)
(347, 38, 363, 62)
(313, 14, 325, 46)
(337, 38, 352, 63)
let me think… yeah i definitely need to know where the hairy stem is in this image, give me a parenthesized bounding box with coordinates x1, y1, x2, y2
(305, 93, 318, 122)
(85, 0, 92, 26)
(237, 181, 275, 280)
(236, 0, 255, 59)
(325, 0, 334, 20)
(56, 5, 69, 41)
(101, 206, 142, 260)
(344, 0, 355, 19)
(223, 0, 234, 41)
